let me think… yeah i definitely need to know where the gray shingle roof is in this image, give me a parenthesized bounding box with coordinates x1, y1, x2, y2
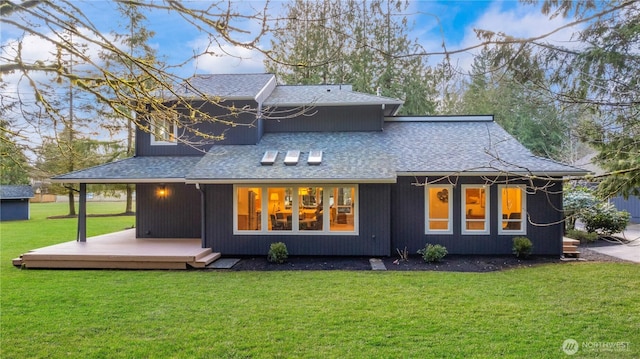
(50, 118, 587, 184)
(0, 185, 34, 199)
(383, 119, 586, 175)
(264, 85, 403, 115)
(188, 119, 585, 183)
(189, 132, 397, 183)
(51, 156, 202, 183)
(172, 74, 276, 100)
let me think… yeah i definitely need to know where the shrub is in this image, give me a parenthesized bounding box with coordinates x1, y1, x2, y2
(267, 242, 288, 264)
(581, 203, 630, 236)
(417, 243, 447, 263)
(563, 186, 598, 231)
(512, 237, 533, 259)
(565, 229, 599, 243)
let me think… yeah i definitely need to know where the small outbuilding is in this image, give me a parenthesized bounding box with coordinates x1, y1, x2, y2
(0, 185, 34, 221)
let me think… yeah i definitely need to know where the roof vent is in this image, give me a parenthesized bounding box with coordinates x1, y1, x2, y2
(284, 150, 300, 166)
(308, 150, 323, 165)
(260, 150, 278, 165)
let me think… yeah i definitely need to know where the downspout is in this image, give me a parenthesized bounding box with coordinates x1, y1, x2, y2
(196, 183, 207, 248)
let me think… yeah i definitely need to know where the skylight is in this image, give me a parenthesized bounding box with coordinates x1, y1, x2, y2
(284, 150, 300, 166)
(260, 150, 278, 165)
(308, 150, 323, 165)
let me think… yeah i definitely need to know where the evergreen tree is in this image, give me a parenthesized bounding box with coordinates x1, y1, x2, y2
(265, 0, 438, 115)
(485, 1, 639, 197)
(459, 49, 570, 160)
(0, 120, 31, 185)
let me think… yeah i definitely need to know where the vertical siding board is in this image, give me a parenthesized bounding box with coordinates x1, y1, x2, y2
(611, 196, 640, 222)
(136, 184, 201, 238)
(0, 200, 29, 221)
(526, 179, 564, 255)
(264, 106, 383, 133)
(390, 177, 425, 253)
(391, 176, 565, 255)
(203, 183, 390, 256)
(136, 100, 260, 156)
(205, 184, 234, 250)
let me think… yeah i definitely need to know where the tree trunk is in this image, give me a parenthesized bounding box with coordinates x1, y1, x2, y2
(68, 188, 76, 216)
(125, 184, 134, 214)
(123, 114, 135, 214)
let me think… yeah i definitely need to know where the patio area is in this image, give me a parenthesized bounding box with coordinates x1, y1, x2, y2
(13, 229, 220, 270)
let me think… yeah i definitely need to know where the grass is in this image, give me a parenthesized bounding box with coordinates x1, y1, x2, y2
(2, 203, 639, 358)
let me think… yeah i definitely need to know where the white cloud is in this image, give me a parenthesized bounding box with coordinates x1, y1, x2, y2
(414, 1, 583, 74)
(450, 1, 582, 73)
(187, 38, 266, 74)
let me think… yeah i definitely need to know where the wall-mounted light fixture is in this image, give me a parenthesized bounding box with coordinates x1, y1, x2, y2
(157, 185, 168, 198)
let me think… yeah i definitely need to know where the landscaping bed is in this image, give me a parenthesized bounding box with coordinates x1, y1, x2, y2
(227, 250, 626, 272)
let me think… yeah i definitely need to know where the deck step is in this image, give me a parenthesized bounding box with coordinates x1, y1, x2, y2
(562, 237, 580, 257)
(190, 252, 221, 268)
(12, 257, 23, 267)
(194, 248, 213, 260)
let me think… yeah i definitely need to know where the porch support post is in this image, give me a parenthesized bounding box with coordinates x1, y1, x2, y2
(77, 183, 87, 242)
(198, 184, 206, 248)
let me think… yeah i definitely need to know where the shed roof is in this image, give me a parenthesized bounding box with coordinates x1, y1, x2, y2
(0, 185, 34, 199)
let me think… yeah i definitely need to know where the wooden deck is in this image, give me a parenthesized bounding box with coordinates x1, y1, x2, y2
(13, 229, 220, 270)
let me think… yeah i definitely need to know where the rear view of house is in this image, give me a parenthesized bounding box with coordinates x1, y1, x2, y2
(52, 73, 587, 257)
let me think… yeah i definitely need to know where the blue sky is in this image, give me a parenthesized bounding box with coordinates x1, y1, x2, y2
(2, 1, 579, 96)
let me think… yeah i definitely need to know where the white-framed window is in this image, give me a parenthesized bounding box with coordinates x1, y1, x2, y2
(462, 185, 490, 235)
(498, 185, 526, 235)
(234, 184, 358, 235)
(149, 112, 178, 145)
(425, 184, 453, 234)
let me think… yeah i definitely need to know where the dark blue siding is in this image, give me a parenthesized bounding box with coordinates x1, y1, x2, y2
(0, 199, 30, 221)
(611, 195, 640, 223)
(136, 100, 260, 156)
(526, 181, 564, 255)
(203, 183, 390, 256)
(391, 176, 564, 255)
(264, 106, 384, 133)
(136, 183, 201, 238)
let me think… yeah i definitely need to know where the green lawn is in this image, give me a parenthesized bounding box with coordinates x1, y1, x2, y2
(1, 203, 638, 358)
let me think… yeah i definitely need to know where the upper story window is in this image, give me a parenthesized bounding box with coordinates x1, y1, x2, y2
(425, 185, 453, 234)
(498, 185, 526, 235)
(149, 111, 178, 145)
(234, 184, 358, 235)
(462, 185, 489, 235)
